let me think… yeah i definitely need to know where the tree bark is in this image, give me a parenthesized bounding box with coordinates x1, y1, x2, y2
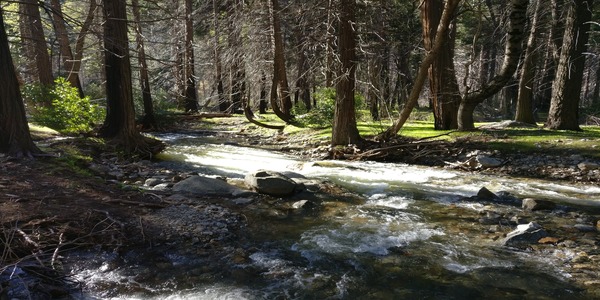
(515, 0, 541, 124)
(99, 0, 162, 157)
(368, 58, 381, 121)
(269, 0, 293, 121)
(49, 0, 85, 97)
(458, 0, 529, 130)
(183, 0, 199, 113)
(0, 8, 41, 158)
(332, 0, 362, 146)
(132, 0, 156, 129)
(21, 0, 54, 89)
(421, 0, 461, 130)
(294, 26, 311, 111)
(536, 0, 564, 111)
(546, 0, 594, 130)
(259, 71, 268, 114)
(213, 0, 228, 113)
(379, 0, 461, 140)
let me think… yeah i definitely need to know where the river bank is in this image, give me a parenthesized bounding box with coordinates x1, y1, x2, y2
(1, 116, 600, 298)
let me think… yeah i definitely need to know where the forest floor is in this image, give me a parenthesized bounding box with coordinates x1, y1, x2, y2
(1, 114, 600, 298)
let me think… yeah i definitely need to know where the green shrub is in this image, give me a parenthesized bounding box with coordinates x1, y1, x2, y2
(24, 78, 105, 134)
(295, 87, 366, 127)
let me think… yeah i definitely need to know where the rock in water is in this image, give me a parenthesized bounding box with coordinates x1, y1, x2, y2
(502, 222, 549, 248)
(477, 187, 498, 201)
(522, 198, 556, 211)
(245, 170, 298, 197)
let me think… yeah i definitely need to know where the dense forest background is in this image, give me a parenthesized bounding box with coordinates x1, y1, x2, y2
(1, 0, 599, 155)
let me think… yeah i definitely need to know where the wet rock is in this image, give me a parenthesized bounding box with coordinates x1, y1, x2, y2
(173, 175, 250, 196)
(503, 222, 549, 248)
(522, 198, 556, 211)
(574, 224, 597, 232)
(245, 170, 298, 197)
(477, 187, 498, 201)
(232, 197, 254, 205)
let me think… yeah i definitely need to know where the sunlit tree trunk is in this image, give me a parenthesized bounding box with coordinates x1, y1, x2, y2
(546, 0, 594, 130)
(421, 0, 460, 130)
(515, 0, 542, 124)
(0, 8, 41, 158)
(269, 0, 293, 122)
(21, 0, 54, 91)
(536, 0, 564, 112)
(458, 0, 528, 130)
(50, 0, 86, 97)
(379, 0, 461, 140)
(332, 0, 362, 146)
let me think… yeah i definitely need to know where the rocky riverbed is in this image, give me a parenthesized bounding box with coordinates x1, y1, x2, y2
(2, 119, 600, 298)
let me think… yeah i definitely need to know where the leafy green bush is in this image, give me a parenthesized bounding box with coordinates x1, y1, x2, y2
(292, 87, 336, 127)
(294, 87, 366, 127)
(24, 78, 105, 134)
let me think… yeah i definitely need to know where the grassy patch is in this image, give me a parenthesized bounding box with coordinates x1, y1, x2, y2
(29, 123, 61, 140)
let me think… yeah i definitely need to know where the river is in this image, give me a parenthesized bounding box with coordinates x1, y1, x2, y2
(69, 132, 600, 299)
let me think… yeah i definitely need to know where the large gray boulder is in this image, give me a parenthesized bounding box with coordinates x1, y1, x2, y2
(173, 175, 250, 196)
(245, 170, 298, 197)
(502, 222, 548, 248)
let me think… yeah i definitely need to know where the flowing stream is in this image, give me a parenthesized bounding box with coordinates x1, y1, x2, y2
(71, 133, 600, 299)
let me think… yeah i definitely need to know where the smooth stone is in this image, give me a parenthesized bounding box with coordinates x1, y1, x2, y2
(503, 222, 549, 248)
(522, 198, 556, 211)
(173, 175, 249, 196)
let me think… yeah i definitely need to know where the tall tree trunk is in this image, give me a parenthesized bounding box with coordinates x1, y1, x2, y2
(332, 0, 362, 146)
(591, 61, 600, 109)
(536, 0, 565, 111)
(546, 0, 594, 130)
(21, 0, 54, 89)
(368, 59, 381, 121)
(0, 8, 41, 158)
(421, 0, 461, 130)
(259, 71, 268, 114)
(49, 0, 85, 97)
(132, 0, 156, 129)
(380, 0, 461, 140)
(99, 0, 163, 157)
(269, 0, 293, 122)
(325, 0, 335, 88)
(515, 0, 542, 124)
(183, 0, 198, 113)
(458, 0, 529, 130)
(294, 26, 311, 111)
(213, 0, 228, 112)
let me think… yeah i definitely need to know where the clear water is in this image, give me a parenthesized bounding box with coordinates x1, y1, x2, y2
(71, 133, 600, 299)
